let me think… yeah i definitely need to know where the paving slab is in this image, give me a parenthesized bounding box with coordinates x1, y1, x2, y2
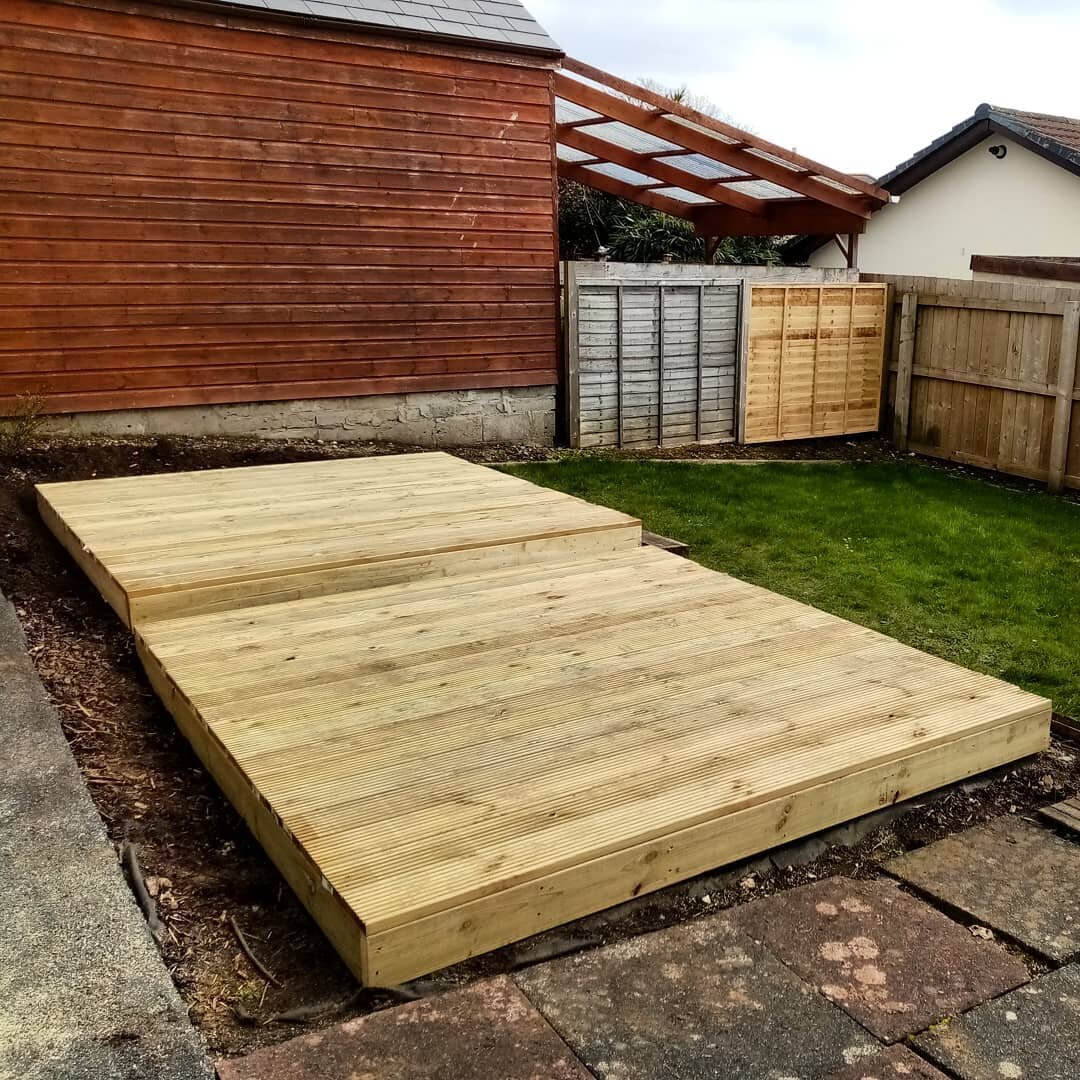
(1039, 796, 1080, 836)
(216, 976, 591, 1080)
(0, 594, 213, 1080)
(887, 817, 1080, 963)
(914, 963, 1080, 1080)
(822, 1043, 949, 1079)
(515, 913, 879, 1080)
(730, 877, 1029, 1043)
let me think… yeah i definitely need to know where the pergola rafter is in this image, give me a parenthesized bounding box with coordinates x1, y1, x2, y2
(555, 57, 891, 248)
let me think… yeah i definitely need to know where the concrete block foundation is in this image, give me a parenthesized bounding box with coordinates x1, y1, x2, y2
(35, 387, 558, 447)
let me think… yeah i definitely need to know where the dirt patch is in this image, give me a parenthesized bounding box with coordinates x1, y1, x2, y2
(1, 432, 1077, 1058)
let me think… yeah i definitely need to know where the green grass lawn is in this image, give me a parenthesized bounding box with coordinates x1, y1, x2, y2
(504, 459, 1080, 718)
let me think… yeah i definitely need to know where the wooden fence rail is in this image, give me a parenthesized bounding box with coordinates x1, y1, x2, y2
(865, 274, 1080, 493)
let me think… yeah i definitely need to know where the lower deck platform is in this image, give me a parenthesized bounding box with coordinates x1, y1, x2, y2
(136, 546, 1049, 985)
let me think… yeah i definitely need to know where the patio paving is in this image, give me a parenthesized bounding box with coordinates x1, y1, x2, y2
(730, 877, 1029, 1043)
(887, 817, 1080, 963)
(216, 977, 591, 1080)
(822, 1044, 949, 1079)
(914, 963, 1080, 1080)
(515, 912, 879, 1080)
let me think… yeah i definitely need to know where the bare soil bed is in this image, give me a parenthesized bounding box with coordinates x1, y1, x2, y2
(1, 432, 1076, 1057)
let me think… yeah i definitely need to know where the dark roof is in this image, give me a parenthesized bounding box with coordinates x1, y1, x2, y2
(787, 103, 1080, 262)
(202, 0, 561, 55)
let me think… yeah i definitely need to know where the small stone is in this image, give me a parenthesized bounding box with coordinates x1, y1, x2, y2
(970, 925, 994, 940)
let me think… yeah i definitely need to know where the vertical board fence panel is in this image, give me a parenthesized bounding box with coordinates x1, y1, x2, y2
(865, 274, 1080, 492)
(743, 284, 888, 443)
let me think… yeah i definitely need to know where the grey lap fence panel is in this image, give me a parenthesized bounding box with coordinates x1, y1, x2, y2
(571, 280, 740, 449)
(564, 263, 858, 449)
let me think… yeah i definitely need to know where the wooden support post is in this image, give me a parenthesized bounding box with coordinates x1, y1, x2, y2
(565, 261, 581, 449)
(658, 286, 666, 447)
(704, 236, 721, 264)
(736, 281, 752, 444)
(616, 285, 625, 449)
(845, 232, 859, 269)
(696, 284, 705, 442)
(1048, 300, 1080, 493)
(893, 292, 918, 449)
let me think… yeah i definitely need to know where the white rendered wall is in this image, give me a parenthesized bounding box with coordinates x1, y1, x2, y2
(810, 135, 1080, 278)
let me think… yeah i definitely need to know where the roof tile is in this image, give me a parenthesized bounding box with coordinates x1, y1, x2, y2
(212, 0, 560, 52)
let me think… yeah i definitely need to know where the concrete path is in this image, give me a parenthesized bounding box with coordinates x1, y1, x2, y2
(0, 594, 213, 1080)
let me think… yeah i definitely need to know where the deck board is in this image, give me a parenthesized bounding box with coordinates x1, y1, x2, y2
(39, 455, 1052, 985)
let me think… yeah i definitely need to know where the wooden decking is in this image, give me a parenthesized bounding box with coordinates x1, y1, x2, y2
(39, 454, 1052, 986)
(37, 453, 641, 626)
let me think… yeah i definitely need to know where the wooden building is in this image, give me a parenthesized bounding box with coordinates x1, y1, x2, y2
(0, 0, 888, 445)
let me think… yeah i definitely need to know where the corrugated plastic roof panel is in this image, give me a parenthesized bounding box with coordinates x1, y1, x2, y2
(586, 121, 681, 155)
(584, 162, 660, 188)
(667, 153, 749, 181)
(216, 0, 561, 54)
(557, 144, 595, 163)
(651, 187, 712, 204)
(556, 99, 602, 126)
(724, 178, 803, 199)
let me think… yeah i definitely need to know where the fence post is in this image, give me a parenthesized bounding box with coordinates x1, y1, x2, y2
(565, 261, 581, 449)
(1048, 300, 1080, 493)
(892, 292, 918, 449)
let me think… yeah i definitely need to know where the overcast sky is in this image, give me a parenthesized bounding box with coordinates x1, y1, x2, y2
(528, 0, 1080, 177)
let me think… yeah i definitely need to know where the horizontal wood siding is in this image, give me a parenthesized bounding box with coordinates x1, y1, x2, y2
(0, 0, 558, 414)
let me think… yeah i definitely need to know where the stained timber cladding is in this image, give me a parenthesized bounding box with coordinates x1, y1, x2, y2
(0, 0, 559, 414)
(743, 284, 888, 443)
(566, 264, 741, 448)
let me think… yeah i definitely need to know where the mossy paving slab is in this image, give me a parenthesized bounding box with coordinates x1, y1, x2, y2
(887, 817, 1080, 963)
(822, 1043, 949, 1079)
(914, 964, 1080, 1080)
(730, 877, 1029, 1043)
(216, 977, 590, 1080)
(515, 914, 878, 1080)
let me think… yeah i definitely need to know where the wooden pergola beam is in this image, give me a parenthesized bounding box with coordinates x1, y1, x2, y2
(557, 125, 767, 216)
(557, 160, 696, 220)
(556, 64, 885, 219)
(692, 200, 868, 238)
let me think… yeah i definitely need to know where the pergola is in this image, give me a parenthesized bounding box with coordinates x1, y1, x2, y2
(555, 58, 890, 263)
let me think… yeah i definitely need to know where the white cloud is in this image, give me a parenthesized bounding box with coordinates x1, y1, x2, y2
(528, 0, 1080, 176)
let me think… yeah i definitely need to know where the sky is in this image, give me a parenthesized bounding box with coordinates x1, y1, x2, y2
(527, 0, 1080, 178)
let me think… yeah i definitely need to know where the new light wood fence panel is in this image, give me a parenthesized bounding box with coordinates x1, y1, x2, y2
(743, 284, 887, 443)
(870, 274, 1080, 492)
(569, 273, 740, 448)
